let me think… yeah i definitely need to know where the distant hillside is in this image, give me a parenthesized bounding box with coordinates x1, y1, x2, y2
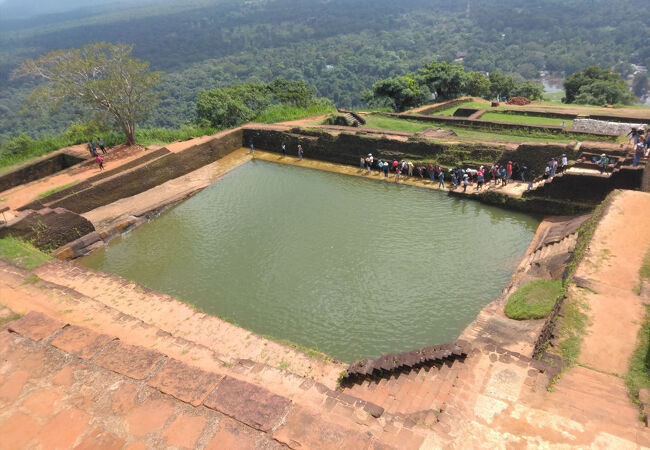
(1, 0, 648, 142)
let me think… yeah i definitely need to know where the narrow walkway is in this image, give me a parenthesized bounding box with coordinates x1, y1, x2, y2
(82, 148, 252, 229)
(253, 150, 529, 198)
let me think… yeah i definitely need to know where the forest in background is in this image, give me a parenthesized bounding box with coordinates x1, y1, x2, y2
(1, 0, 648, 143)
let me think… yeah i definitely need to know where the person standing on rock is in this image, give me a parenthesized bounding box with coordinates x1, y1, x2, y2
(89, 139, 98, 157)
(282, 143, 286, 156)
(96, 154, 104, 171)
(383, 161, 389, 177)
(506, 161, 513, 182)
(297, 144, 303, 160)
(97, 137, 106, 154)
(520, 164, 527, 182)
(633, 142, 645, 167)
(462, 172, 469, 192)
(438, 169, 445, 190)
(249, 139, 254, 155)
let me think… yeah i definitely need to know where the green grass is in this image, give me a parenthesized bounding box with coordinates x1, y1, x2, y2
(0, 312, 22, 327)
(0, 124, 220, 174)
(505, 280, 565, 320)
(364, 113, 610, 143)
(35, 182, 79, 200)
(0, 236, 51, 269)
(640, 247, 650, 283)
(555, 289, 590, 364)
(363, 115, 433, 133)
(479, 112, 572, 127)
(254, 103, 337, 124)
(626, 305, 650, 410)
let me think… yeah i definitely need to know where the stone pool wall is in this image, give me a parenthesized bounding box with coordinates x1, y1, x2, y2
(0, 153, 86, 193)
(39, 130, 243, 214)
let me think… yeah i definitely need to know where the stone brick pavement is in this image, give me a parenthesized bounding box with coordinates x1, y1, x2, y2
(0, 311, 431, 449)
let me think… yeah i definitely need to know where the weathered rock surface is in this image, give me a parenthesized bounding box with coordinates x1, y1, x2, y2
(0, 207, 94, 251)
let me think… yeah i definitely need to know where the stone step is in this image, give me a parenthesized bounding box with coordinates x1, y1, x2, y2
(4, 310, 431, 448)
(32, 260, 345, 384)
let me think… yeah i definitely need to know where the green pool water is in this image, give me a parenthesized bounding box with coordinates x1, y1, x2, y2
(79, 160, 540, 362)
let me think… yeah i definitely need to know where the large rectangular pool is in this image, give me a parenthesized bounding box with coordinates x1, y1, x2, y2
(80, 160, 539, 362)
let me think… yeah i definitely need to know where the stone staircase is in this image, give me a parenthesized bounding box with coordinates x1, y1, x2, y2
(344, 358, 463, 419)
(0, 261, 440, 448)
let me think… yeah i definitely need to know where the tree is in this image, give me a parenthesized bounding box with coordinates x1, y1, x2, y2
(370, 76, 429, 112)
(489, 71, 516, 100)
(465, 72, 491, 98)
(12, 43, 162, 146)
(416, 61, 467, 100)
(563, 66, 633, 104)
(513, 81, 544, 100)
(632, 72, 649, 99)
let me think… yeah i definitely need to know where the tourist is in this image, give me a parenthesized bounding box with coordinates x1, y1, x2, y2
(491, 164, 499, 185)
(500, 166, 507, 185)
(407, 161, 414, 177)
(527, 170, 536, 190)
(451, 170, 458, 188)
(627, 128, 638, 147)
(512, 161, 520, 180)
(282, 143, 286, 156)
(298, 144, 303, 160)
(549, 158, 557, 178)
(560, 153, 568, 173)
(543, 165, 550, 180)
(249, 139, 254, 155)
(506, 161, 513, 183)
(477, 167, 485, 190)
(597, 153, 608, 173)
(401, 160, 408, 176)
(90, 139, 98, 157)
(633, 143, 644, 167)
(395, 166, 401, 182)
(645, 132, 650, 157)
(368, 153, 374, 173)
(439, 169, 445, 189)
(428, 163, 435, 181)
(462, 172, 469, 192)
(392, 160, 399, 172)
(417, 166, 424, 178)
(360, 157, 365, 169)
(97, 137, 106, 154)
(520, 164, 527, 182)
(96, 154, 104, 171)
(383, 161, 389, 177)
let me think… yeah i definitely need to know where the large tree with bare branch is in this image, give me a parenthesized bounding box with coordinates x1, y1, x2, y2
(12, 43, 162, 146)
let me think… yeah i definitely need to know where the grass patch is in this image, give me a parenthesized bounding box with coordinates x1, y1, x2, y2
(35, 182, 79, 200)
(505, 280, 564, 320)
(0, 236, 51, 269)
(0, 312, 22, 327)
(626, 305, 650, 408)
(554, 289, 590, 364)
(254, 103, 337, 124)
(640, 247, 650, 284)
(22, 274, 40, 284)
(364, 113, 609, 143)
(479, 112, 571, 127)
(0, 124, 219, 174)
(363, 115, 433, 133)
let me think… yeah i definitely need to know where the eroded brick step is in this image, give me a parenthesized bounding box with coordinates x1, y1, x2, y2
(342, 360, 462, 417)
(32, 260, 345, 385)
(1, 311, 431, 449)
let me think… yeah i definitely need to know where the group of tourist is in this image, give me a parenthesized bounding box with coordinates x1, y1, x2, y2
(358, 154, 546, 193)
(628, 128, 650, 167)
(87, 138, 107, 171)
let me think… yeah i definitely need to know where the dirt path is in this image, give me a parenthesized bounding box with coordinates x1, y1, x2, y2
(573, 190, 650, 374)
(0, 145, 153, 216)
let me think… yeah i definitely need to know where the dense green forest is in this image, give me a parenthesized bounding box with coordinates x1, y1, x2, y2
(1, 0, 648, 143)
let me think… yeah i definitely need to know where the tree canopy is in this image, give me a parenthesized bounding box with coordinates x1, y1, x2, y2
(196, 79, 333, 128)
(563, 66, 636, 105)
(366, 61, 544, 112)
(12, 43, 162, 145)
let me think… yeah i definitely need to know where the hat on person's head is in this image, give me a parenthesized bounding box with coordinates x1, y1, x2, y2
(601, 153, 606, 157)
(368, 153, 372, 156)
